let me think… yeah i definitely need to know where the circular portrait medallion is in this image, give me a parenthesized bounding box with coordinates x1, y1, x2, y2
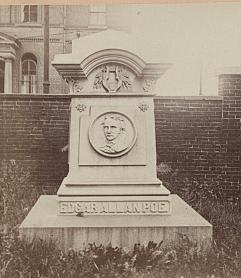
(89, 112, 137, 157)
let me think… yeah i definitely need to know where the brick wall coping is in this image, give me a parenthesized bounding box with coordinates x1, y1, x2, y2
(218, 66, 241, 75)
(0, 94, 72, 100)
(0, 94, 222, 101)
(154, 95, 222, 101)
(0, 94, 155, 99)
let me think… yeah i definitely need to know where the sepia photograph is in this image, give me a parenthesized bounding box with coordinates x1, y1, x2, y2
(0, 2, 240, 277)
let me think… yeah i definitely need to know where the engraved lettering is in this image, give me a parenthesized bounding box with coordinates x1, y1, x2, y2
(91, 202, 98, 213)
(75, 202, 83, 213)
(60, 202, 69, 213)
(133, 202, 141, 213)
(125, 202, 132, 213)
(158, 202, 168, 212)
(101, 202, 109, 213)
(109, 202, 116, 213)
(85, 202, 91, 213)
(116, 202, 124, 213)
(150, 202, 158, 212)
(59, 201, 170, 215)
(143, 202, 150, 213)
(68, 202, 75, 213)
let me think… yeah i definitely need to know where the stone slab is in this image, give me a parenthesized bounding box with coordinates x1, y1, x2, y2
(19, 194, 212, 251)
(57, 182, 170, 196)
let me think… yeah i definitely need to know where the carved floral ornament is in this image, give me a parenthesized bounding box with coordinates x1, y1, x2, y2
(142, 78, 156, 93)
(65, 78, 83, 94)
(75, 104, 87, 113)
(138, 102, 149, 112)
(93, 64, 132, 93)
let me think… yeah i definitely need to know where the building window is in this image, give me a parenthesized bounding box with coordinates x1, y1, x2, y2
(21, 53, 37, 94)
(89, 5, 106, 27)
(22, 5, 38, 23)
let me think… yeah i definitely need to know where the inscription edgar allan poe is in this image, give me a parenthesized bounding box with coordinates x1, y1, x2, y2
(60, 201, 170, 215)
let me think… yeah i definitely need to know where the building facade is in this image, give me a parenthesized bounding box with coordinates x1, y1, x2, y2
(0, 5, 131, 95)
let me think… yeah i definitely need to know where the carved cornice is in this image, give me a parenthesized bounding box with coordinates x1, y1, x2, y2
(52, 64, 86, 81)
(0, 32, 21, 49)
(52, 31, 172, 94)
(20, 38, 60, 43)
(0, 52, 16, 60)
(142, 63, 172, 78)
(0, 32, 21, 60)
(53, 49, 170, 88)
(80, 49, 146, 77)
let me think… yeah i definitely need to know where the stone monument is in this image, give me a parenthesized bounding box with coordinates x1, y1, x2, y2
(20, 30, 212, 251)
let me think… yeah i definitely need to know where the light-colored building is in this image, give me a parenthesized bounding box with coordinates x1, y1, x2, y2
(0, 5, 131, 94)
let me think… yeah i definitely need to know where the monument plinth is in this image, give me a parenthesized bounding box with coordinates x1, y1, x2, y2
(20, 30, 212, 250)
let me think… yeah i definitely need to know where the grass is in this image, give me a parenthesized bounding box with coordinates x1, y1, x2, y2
(0, 160, 240, 277)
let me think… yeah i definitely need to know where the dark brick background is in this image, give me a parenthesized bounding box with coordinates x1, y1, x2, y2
(218, 74, 241, 194)
(1, 75, 241, 196)
(155, 97, 224, 178)
(1, 95, 70, 189)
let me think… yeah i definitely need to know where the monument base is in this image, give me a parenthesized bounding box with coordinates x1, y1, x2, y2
(19, 195, 212, 252)
(57, 178, 171, 196)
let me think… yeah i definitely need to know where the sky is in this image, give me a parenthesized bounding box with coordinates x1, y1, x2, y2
(129, 3, 241, 96)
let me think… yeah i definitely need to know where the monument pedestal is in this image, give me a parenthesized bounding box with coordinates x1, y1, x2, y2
(20, 195, 212, 251)
(20, 30, 212, 250)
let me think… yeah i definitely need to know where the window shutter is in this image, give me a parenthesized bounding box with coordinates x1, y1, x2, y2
(30, 75, 36, 94)
(20, 5, 25, 22)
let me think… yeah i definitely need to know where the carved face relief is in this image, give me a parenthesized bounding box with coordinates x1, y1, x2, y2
(89, 112, 137, 157)
(102, 115, 123, 142)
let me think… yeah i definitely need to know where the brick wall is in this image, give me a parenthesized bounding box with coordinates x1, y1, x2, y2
(1, 95, 70, 189)
(154, 97, 224, 180)
(219, 74, 241, 194)
(0, 87, 240, 196)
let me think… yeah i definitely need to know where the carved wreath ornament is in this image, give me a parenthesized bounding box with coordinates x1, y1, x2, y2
(93, 65, 132, 93)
